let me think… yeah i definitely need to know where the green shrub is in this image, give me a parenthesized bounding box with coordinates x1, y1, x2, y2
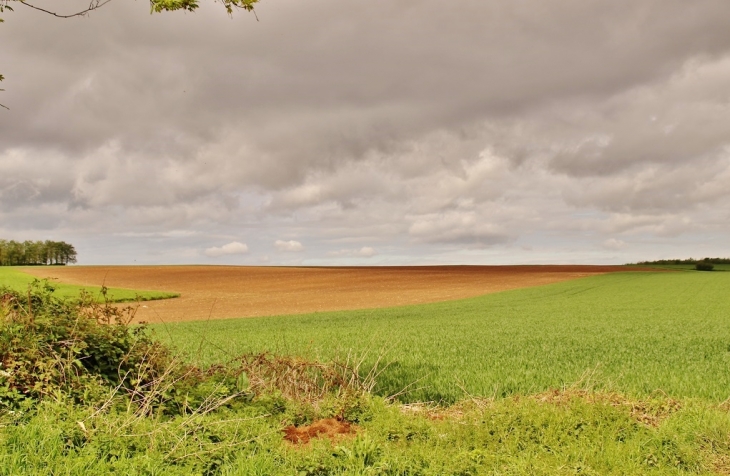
(695, 262, 714, 271)
(0, 282, 175, 410)
(0, 282, 256, 416)
(1, 281, 369, 419)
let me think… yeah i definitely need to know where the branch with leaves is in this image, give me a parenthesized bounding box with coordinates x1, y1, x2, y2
(0, 0, 260, 110)
(7, 0, 112, 18)
(2, 0, 259, 17)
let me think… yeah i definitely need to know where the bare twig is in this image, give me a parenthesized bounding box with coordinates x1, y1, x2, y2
(16, 0, 114, 19)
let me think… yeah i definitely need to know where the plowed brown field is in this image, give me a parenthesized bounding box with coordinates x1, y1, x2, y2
(21, 265, 651, 323)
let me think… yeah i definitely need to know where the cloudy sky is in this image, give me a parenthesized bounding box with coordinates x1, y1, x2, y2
(2, 0, 730, 265)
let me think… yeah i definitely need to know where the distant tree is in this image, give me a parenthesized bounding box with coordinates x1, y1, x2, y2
(6, 240, 22, 265)
(43, 239, 53, 265)
(0, 239, 78, 265)
(635, 257, 730, 266)
(59, 242, 77, 265)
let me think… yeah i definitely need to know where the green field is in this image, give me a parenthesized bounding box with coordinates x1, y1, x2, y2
(159, 270, 730, 404)
(0, 267, 179, 302)
(5, 268, 730, 474)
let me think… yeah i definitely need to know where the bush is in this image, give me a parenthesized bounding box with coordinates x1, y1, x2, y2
(695, 263, 714, 271)
(1, 281, 370, 419)
(0, 281, 175, 409)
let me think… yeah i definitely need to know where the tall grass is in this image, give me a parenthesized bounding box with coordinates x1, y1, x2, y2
(159, 271, 730, 403)
(5, 392, 730, 475)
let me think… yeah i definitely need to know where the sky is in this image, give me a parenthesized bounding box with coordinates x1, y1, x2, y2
(1, 0, 730, 266)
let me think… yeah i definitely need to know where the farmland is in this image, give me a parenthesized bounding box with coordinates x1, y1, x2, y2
(10, 264, 729, 403)
(160, 269, 730, 404)
(21, 264, 646, 322)
(4, 265, 730, 474)
(0, 267, 179, 302)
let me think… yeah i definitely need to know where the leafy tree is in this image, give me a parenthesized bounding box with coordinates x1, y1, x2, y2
(0, 0, 260, 109)
(0, 239, 78, 265)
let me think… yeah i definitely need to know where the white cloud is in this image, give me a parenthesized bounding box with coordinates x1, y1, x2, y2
(274, 240, 304, 252)
(357, 246, 376, 257)
(204, 241, 249, 257)
(408, 211, 511, 246)
(602, 238, 627, 250)
(328, 246, 377, 258)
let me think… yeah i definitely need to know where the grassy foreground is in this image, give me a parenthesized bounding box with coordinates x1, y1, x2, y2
(0, 267, 179, 302)
(5, 270, 730, 474)
(4, 392, 730, 475)
(160, 270, 730, 404)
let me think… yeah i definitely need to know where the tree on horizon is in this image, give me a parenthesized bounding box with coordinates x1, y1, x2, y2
(0, 239, 77, 266)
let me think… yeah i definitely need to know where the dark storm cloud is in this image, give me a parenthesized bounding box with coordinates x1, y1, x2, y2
(2, 0, 730, 263)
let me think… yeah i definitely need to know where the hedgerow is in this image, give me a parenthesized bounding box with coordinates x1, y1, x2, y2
(0, 280, 371, 418)
(0, 282, 174, 410)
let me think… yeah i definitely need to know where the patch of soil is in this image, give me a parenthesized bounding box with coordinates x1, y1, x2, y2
(283, 418, 356, 444)
(19, 265, 656, 323)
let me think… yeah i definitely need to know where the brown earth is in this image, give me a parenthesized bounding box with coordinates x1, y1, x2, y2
(21, 265, 652, 323)
(283, 418, 355, 445)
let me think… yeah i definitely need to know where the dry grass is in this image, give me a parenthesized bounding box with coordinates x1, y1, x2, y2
(232, 351, 379, 406)
(400, 389, 684, 429)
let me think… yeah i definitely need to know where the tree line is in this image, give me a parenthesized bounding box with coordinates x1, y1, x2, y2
(634, 257, 730, 265)
(0, 240, 77, 266)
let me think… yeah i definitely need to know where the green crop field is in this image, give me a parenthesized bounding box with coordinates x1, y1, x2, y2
(159, 270, 730, 404)
(5, 268, 730, 474)
(0, 267, 179, 303)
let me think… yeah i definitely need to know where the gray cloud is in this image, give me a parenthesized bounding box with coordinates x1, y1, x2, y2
(2, 0, 730, 264)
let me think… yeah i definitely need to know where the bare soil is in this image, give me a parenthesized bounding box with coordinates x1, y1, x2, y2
(283, 418, 355, 445)
(21, 265, 651, 323)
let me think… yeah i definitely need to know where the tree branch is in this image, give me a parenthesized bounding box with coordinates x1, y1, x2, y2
(1, 0, 260, 111)
(16, 0, 114, 19)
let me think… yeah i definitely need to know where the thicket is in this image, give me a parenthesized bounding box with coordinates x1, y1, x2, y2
(0, 281, 369, 414)
(0, 239, 77, 266)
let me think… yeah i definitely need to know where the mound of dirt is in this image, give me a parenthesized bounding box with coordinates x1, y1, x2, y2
(283, 418, 356, 444)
